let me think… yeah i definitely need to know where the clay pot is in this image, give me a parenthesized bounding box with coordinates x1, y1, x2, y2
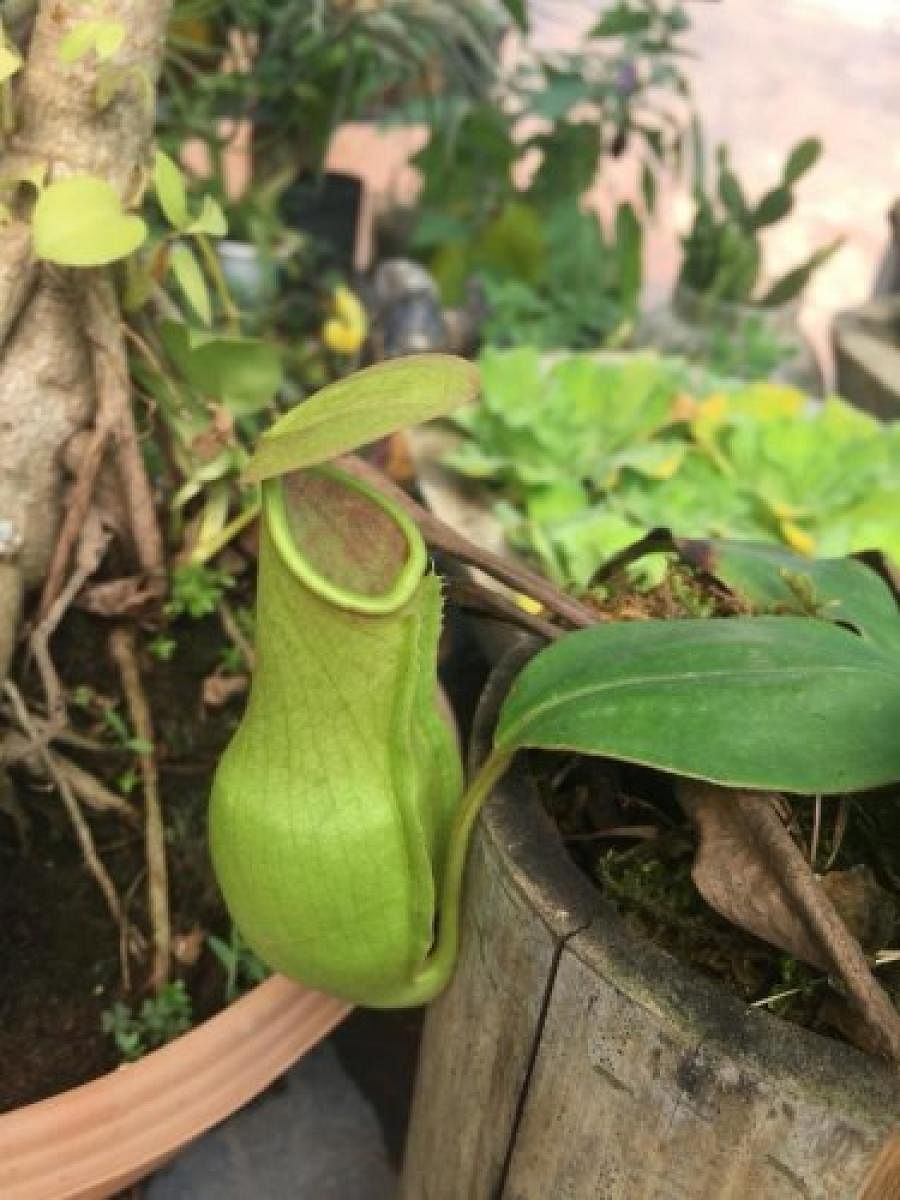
(0, 976, 349, 1200)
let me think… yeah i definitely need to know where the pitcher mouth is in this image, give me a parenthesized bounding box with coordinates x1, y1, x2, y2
(262, 465, 427, 616)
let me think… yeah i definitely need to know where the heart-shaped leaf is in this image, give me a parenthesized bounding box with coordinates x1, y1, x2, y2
(33, 176, 147, 266)
(495, 615, 900, 794)
(244, 355, 481, 482)
(59, 20, 125, 64)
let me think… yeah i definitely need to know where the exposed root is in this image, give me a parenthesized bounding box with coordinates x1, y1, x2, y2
(0, 729, 140, 826)
(109, 625, 170, 992)
(30, 508, 109, 723)
(3, 679, 131, 989)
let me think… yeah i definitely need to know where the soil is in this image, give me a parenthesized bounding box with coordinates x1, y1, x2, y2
(0, 606, 247, 1111)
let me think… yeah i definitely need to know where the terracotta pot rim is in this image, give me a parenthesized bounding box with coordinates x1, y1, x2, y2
(0, 974, 350, 1200)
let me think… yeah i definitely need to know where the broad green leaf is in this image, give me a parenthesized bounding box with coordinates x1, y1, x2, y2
(676, 539, 900, 653)
(161, 321, 281, 412)
(495, 616, 900, 794)
(32, 176, 147, 266)
(170, 243, 211, 326)
(186, 194, 227, 238)
(245, 355, 480, 482)
(59, 20, 125, 64)
(154, 149, 189, 231)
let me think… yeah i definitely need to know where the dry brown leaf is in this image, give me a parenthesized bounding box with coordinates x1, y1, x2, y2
(77, 575, 164, 617)
(679, 781, 830, 971)
(678, 780, 900, 1065)
(202, 671, 248, 708)
(821, 867, 897, 952)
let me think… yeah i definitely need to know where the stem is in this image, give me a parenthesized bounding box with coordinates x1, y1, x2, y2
(367, 748, 514, 1008)
(196, 233, 241, 334)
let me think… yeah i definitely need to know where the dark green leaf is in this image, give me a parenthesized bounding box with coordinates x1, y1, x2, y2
(751, 187, 793, 231)
(495, 616, 900, 794)
(760, 238, 843, 307)
(590, 6, 653, 37)
(782, 137, 823, 186)
(676, 539, 900, 653)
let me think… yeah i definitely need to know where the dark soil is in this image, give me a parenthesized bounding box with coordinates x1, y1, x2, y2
(0, 607, 246, 1111)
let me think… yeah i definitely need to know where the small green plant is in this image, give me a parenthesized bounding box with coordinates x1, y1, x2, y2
(445, 348, 900, 590)
(679, 130, 842, 307)
(165, 563, 234, 620)
(208, 925, 269, 1003)
(101, 980, 193, 1061)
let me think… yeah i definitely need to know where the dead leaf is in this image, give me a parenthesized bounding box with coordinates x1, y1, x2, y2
(77, 575, 164, 617)
(172, 925, 205, 967)
(678, 780, 900, 1065)
(679, 782, 831, 971)
(202, 671, 247, 708)
(821, 867, 897, 952)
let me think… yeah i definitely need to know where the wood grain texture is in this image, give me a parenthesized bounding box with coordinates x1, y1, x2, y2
(399, 756, 599, 1200)
(503, 923, 900, 1199)
(404, 763, 900, 1200)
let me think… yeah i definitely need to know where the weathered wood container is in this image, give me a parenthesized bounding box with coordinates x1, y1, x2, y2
(400, 655, 900, 1200)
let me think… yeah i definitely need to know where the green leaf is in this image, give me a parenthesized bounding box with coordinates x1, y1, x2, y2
(153, 149, 189, 231)
(160, 321, 281, 413)
(750, 187, 793, 230)
(186, 194, 227, 238)
(245, 355, 481, 483)
(782, 137, 822, 186)
(590, 5, 653, 37)
(675, 539, 900, 653)
(169, 243, 211, 326)
(760, 237, 843, 307)
(32, 176, 147, 266)
(59, 20, 125, 64)
(495, 616, 900, 794)
(614, 202, 642, 316)
(0, 43, 23, 82)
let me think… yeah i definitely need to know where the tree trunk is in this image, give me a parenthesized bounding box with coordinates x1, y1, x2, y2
(0, 0, 171, 676)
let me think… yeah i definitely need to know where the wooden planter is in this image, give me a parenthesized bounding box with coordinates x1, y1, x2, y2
(833, 295, 900, 420)
(401, 651, 900, 1200)
(0, 976, 349, 1200)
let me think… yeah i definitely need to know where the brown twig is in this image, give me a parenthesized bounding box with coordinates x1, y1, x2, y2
(30, 508, 110, 723)
(444, 577, 565, 642)
(218, 599, 256, 671)
(0, 729, 141, 826)
(3, 679, 131, 988)
(109, 626, 170, 993)
(339, 455, 601, 630)
(679, 780, 900, 1066)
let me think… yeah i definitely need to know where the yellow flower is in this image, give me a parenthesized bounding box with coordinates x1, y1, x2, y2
(323, 285, 367, 356)
(780, 520, 816, 556)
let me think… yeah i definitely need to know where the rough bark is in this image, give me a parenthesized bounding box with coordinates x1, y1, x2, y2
(0, 0, 171, 677)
